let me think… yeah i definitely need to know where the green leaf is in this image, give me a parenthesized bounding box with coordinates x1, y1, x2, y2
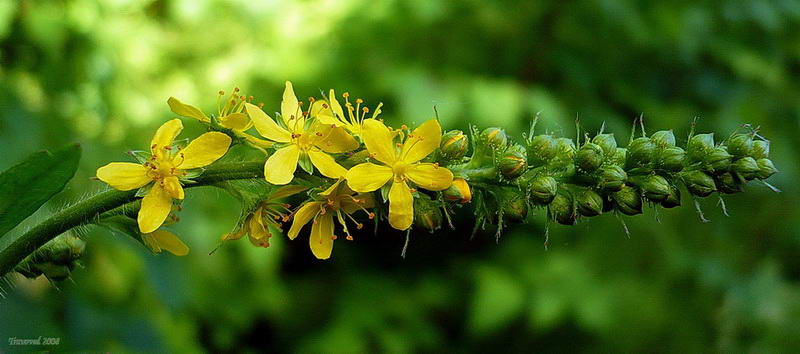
(0, 144, 82, 238)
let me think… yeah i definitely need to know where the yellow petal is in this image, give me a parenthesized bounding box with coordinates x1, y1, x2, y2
(388, 180, 414, 230)
(96, 162, 151, 191)
(150, 119, 183, 157)
(361, 119, 397, 165)
(244, 102, 291, 143)
(311, 124, 359, 153)
(138, 184, 173, 233)
(328, 89, 346, 120)
(308, 149, 348, 179)
(218, 112, 251, 131)
(281, 81, 305, 131)
(163, 176, 184, 199)
(311, 100, 341, 126)
(318, 179, 345, 198)
(310, 214, 334, 260)
(401, 119, 442, 163)
(405, 163, 454, 191)
(175, 132, 231, 169)
(288, 201, 322, 240)
(345, 162, 393, 192)
(167, 97, 209, 122)
(242, 133, 275, 148)
(264, 144, 300, 185)
(146, 230, 189, 256)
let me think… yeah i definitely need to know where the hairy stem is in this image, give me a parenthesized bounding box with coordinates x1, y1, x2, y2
(0, 161, 264, 275)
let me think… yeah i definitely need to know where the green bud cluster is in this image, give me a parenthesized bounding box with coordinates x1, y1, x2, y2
(445, 123, 778, 234)
(14, 234, 86, 281)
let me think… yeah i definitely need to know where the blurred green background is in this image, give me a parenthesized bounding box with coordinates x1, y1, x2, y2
(1, 0, 799, 352)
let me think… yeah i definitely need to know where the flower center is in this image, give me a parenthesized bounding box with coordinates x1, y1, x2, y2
(392, 161, 409, 178)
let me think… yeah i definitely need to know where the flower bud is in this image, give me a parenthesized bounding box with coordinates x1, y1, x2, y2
(733, 156, 760, 180)
(752, 140, 770, 159)
(46, 235, 86, 264)
(626, 137, 656, 167)
(756, 158, 778, 180)
(598, 165, 627, 192)
(650, 130, 676, 147)
(527, 135, 558, 166)
(499, 144, 528, 178)
(661, 186, 681, 208)
(549, 191, 576, 225)
(681, 170, 716, 197)
(715, 172, 743, 194)
(528, 176, 558, 204)
(440, 130, 469, 160)
(34, 262, 72, 281)
(414, 195, 442, 233)
(703, 147, 732, 174)
(631, 175, 671, 202)
(687, 133, 714, 162)
(658, 146, 685, 172)
(480, 127, 507, 149)
(612, 186, 643, 216)
(443, 178, 472, 204)
(575, 189, 603, 217)
(726, 134, 754, 158)
(592, 133, 618, 155)
(500, 189, 528, 222)
(576, 143, 604, 171)
(609, 148, 627, 165)
(554, 138, 576, 157)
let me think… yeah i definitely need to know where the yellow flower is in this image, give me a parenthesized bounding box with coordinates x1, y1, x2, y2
(142, 229, 189, 256)
(244, 81, 359, 185)
(288, 179, 374, 259)
(346, 119, 454, 230)
(168, 88, 273, 148)
(222, 185, 308, 248)
(96, 119, 232, 233)
(310, 90, 383, 137)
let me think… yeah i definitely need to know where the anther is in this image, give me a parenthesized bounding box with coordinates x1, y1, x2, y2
(346, 235, 354, 241)
(368, 212, 375, 219)
(356, 98, 363, 104)
(218, 90, 225, 95)
(234, 87, 240, 92)
(343, 92, 350, 98)
(356, 223, 363, 230)
(362, 107, 369, 113)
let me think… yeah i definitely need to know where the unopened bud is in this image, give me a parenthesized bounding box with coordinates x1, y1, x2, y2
(549, 191, 576, 225)
(480, 127, 507, 149)
(703, 147, 732, 174)
(661, 186, 681, 208)
(681, 170, 716, 197)
(687, 133, 714, 162)
(650, 130, 676, 147)
(752, 140, 770, 159)
(527, 135, 558, 166)
(528, 176, 558, 204)
(626, 137, 656, 168)
(443, 178, 472, 204)
(414, 194, 442, 232)
(598, 165, 627, 192)
(499, 188, 528, 222)
(592, 133, 618, 155)
(612, 185, 643, 216)
(575, 189, 603, 217)
(733, 156, 760, 180)
(576, 143, 604, 171)
(499, 144, 528, 178)
(609, 147, 627, 165)
(756, 158, 778, 180)
(554, 138, 576, 157)
(631, 175, 671, 202)
(715, 172, 743, 194)
(726, 134, 754, 158)
(440, 130, 468, 160)
(658, 146, 685, 172)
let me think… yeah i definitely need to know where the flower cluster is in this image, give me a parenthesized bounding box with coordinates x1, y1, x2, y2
(95, 82, 778, 260)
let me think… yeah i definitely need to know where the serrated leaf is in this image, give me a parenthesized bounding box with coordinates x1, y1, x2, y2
(0, 144, 82, 238)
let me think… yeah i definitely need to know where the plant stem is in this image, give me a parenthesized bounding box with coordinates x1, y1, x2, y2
(0, 161, 264, 275)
